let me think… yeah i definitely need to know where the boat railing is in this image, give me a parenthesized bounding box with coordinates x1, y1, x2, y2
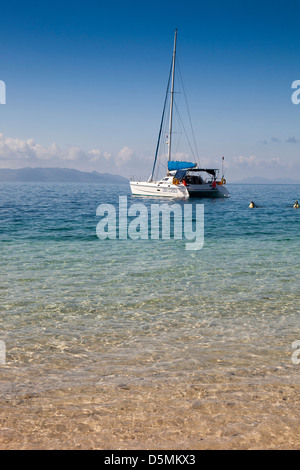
(130, 175, 151, 182)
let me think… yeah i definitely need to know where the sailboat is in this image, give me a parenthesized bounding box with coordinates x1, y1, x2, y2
(130, 29, 230, 199)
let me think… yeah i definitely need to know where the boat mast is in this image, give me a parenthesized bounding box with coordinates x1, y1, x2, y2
(149, 62, 173, 182)
(168, 28, 177, 164)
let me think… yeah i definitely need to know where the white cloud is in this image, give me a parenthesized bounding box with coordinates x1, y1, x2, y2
(116, 146, 134, 166)
(233, 155, 270, 167)
(3, 133, 297, 181)
(229, 154, 299, 180)
(0, 133, 139, 175)
(232, 155, 289, 169)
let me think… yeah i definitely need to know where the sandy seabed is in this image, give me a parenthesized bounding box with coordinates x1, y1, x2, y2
(0, 373, 299, 450)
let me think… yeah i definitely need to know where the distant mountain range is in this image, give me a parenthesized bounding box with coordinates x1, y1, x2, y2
(0, 167, 129, 184)
(232, 176, 300, 184)
(1, 168, 299, 185)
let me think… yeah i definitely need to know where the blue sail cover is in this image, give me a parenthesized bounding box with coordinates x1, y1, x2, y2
(168, 161, 196, 171)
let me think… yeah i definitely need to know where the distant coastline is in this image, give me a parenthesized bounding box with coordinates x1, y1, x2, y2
(0, 167, 129, 184)
(0, 168, 299, 185)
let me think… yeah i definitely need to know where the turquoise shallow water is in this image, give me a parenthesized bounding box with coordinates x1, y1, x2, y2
(0, 183, 299, 397)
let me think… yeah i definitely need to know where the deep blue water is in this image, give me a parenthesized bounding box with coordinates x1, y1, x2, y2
(0, 183, 299, 242)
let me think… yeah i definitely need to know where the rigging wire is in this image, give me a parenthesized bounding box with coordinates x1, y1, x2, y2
(153, 50, 201, 179)
(150, 58, 173, 181)
(176, 58, 201, 166)
(173, 100, 196, 161)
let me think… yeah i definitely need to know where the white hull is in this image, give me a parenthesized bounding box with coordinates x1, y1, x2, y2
(130, 181, 189, 198)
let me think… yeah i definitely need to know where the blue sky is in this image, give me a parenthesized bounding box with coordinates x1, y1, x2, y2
(1, 0, 300, 180)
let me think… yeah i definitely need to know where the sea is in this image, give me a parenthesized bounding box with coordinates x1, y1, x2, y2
(0, 182, 299, 449)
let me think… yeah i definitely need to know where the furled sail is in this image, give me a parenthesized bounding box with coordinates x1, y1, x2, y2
(167, 161, 196, 171)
